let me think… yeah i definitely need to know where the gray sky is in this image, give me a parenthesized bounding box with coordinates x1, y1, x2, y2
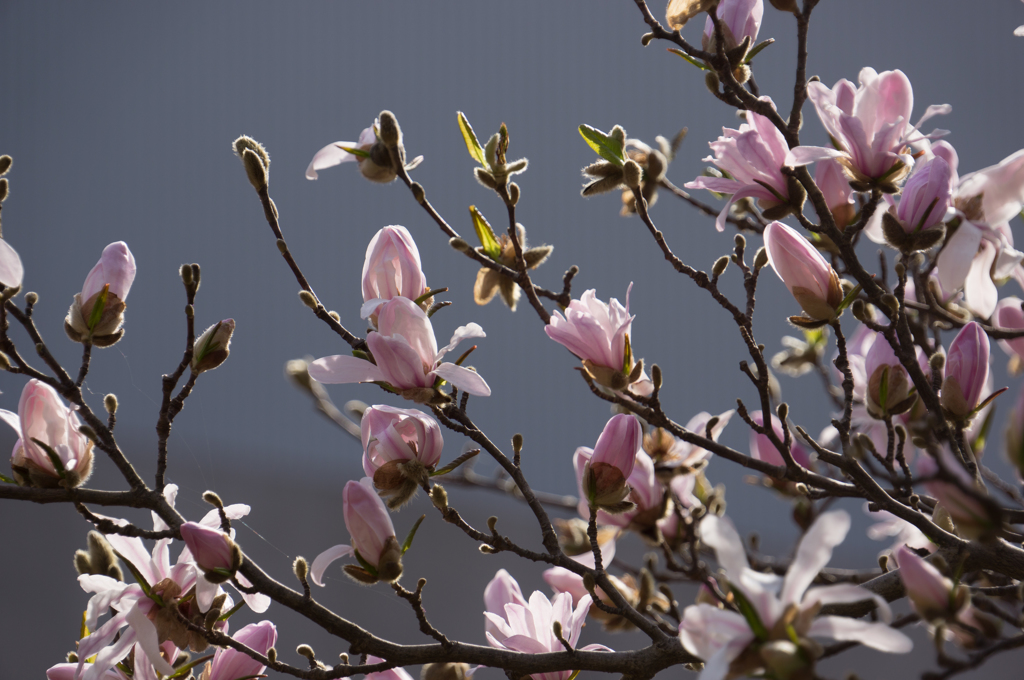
(2, 1, 1024, 678)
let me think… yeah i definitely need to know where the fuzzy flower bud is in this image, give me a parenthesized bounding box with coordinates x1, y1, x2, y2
(763, 221, 844, 322)
(940, 321, 989, 419)
(191, 319, 235, 374)
(64, 242, 136, 346)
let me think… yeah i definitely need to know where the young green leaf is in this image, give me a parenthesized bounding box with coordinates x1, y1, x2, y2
(401, 514, 427, 554)
(744, 38, 775, 64)
(578, 124, 625, 166)
(470, 206, 501, 259)
(667, 48, 711, 71)
(457, 112, 486, 165)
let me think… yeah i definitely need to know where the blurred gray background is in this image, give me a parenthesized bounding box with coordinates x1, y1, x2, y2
(2, 1, 1023, 678)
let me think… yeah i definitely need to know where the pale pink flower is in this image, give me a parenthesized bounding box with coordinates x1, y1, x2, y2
(749, 411, 811, 469)
(66, 241, 137, 342)
(0, 379, 93, 488)
(685, 100, 798, 232)
(679, 511, 911, 680)
(994, 296, 1024, 361)
(896, 156, 952, 232)
(310, 478, 400, 586)
(485, 569, 529, 638)
(485, 571, 611, 680)
(865, 504, 933, 557)
(589, 413, 643, 480)
(361, 404, 444, 477)
(202, 621, 277, 680)
(895, 546, 966, 622)
(543, 538, 617, 608)
(82, 242, 136, 303)
(0, 238, 24, 289)
(815, 158, 855, 229)
(863, 333, 913, 415)
(364, 656, 416, 680)
(702, 0, 763, 51)
(306, 126, 376, 180)
(309, 297, 490, 399)
(305, 122, 423, 183)
(793, 68, 949, 183)
(763, 221, 844, 320)
(575, 448, 662, 530)
(179, 522, 237, 575)
(361, 226, 429, 320)
(940, 321, 989, 418)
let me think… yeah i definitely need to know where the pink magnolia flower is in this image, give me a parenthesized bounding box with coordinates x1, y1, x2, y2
(701, 0, 763, 51)
(485, 569, 529, 638)
(645, 410, 734, 472)
(485, 571, 611, 680)
(895, 156, 952, 233)
(763, 221, 844, 321)
(895, 546, 967, 623)
(543, 538, 618, 608)
(202, 621, 277, 680)
(311, 478, 402, 585)
(749, 411, 811, 469)
(361, 404, 444, 477)
(66, 241, 137, 343)
(578, 414, 643, 509)
(994, 296, 1024, 361)
(361, 225, 429, 321)
(0, 237, 24, 290)
(545, 285, 652, 395)
(306, 126, 376, 180)
(179, 522, 239, 577)
(685, 99, 798, 232)
(815, 158, 855, 230)
(933, 147, 1024, 317)
(305, 121, 423, 183)
(0, 379, 93, 488)
(863, 333, 913, 415)
(364, 656, 416, 680)
(940, 321, 989, 418)
(309, 297, 490, 400)
(794, 68, 949, 185)
(679, 511, 911, 680)
(575, 448, 663, 531)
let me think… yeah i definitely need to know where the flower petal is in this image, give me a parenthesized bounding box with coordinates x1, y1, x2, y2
(310, 543, 354, 587)
(433, 362, 491, 396)
(308, 355, 386, 385)
(808, 615, 913, 653)
(780, 510, 851, 606)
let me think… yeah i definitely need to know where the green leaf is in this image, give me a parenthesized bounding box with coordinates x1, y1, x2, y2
(730, 586, 769, 641)
(414, 287, 449, 305)
(114, 550, 162, 606)
(971, 404, 996, 453)
(878, 366, 889, 410)
(744, 38, 775, 64)
(667, 48, 711, 71)
(457, 112, 486, 165)
(621, 333, 632, 374)
(833, 283, 862, 315)
(430, 449, 480, 477)
(337, 145, 371, 159)
(87, 284, 110, 332)
(401, 514, 426, 554)
(31, 438, 66, 479)
(578, 124, 625, 166)
(353, 548, 379, 577)
(470, 206, 501, 259)
(218, 599, 245, 621)
(0, 472, 14, 484)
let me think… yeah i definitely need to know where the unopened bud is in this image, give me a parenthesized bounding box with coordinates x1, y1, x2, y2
(712, 256, 729, 277)
(267, 648, 277, 664)
(299, 290, 318, 309)
(622, 160, 643, 189)
(296, 644, 316, 661)
(851, 299, 868, 323)
(552, 620, 564, 639)
(641, 32, 655, 46)
(0, 352, 9, 371)
(880, 294, 899, 314)
(0, 178, 8, 202)
(328, 311, 340, 322)
(474, 167, 498, 189)
(894, 261, 906, 278)
(293, 556, 309, 581)
(378, 111, 401, 148)
(276, 239, 288, 254)
(508, 182, 520, 206)
(430, 484, 448, 510)
(878, 554, 889, 573)
(449, 238, 471, 253)
(0, 155, 11, 176)
(103, 394, 118, 414)
(776, 402, 789, 421)
(203, 491, 224, 508)
(487, 516, 498, 533)
(242, 149, 268, 191)
(233, 136, 270, 170)
(78, 425, 98, 443)
(582, 571, 596, 594)
(794, 483, 809, 495)
(512, 433, 524, 455)
(479, 544, 497, 554)
(753, 247, 769, 271)
(191, 319, 235, 374)
(929, 352, 946, 373)
(66, 653, 78, 664)
(74, 551, 92, 575)
(24, 291, 38, 306)
(411, 182, 426, 204)
(421, 663, 470, 680)
(651, 364, 662, 389)
(180, 264, 193, 287)
(705, 71, 720, 95)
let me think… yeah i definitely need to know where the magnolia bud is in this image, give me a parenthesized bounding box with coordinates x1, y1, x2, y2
(24, 292, 38, 306)
(0, 155, 11, 176)
(298, 290, 318, 309)
(191, 319, 235, 374)
(411, 182, 426, 203)
(103, 394, 118, 414)
(296, 644, 316, 661)
(378, 111, 401, 148)
(449, 238, 471, 253)
(508, 182, 520, 206)
(512, 433, 524, 455)
(0, 178, 7, 202)
(242, 149, 268, 191)
(712, 256, 729, 277)
(641, 32, 655, 46)
(293, 556, 309, 581)
(622, 160, 643, 189)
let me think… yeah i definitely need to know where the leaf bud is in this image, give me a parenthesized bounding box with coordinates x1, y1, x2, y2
(474, 167, 498, 189)
(74, 551, 92, 575)
(242, 149, 268, 191)
(880, 294, 899, 314)
(712, 256, 729, 277)
(79, 424, 98, 443)
(299, 290, 318, 309)
(233, 136, 269, 168)
(851, 299, 869, 323)
(705, 71, 720, 95)
(582, 571, 596, 594)
(103, 394, 118, 415)
(0, 178, 8, 202)
(878, 554, 889, 573)
(328, 311, 341, 323)
(512, 433, 524, 455)
(449, 237, 471, 253)
(929, 351, 946, 373)
(0, 155, 11, 176)
(753, 246, 769, 271)
(622, 159, 643, 189)
(430, 484, 448, 511)
(411, 182, 426, 204)
(552, 620, 564, 640)
(179, 264, 193, 287)
(267, 647, 277, 664)
(479, 544, 497, 554)
(769, 0, 799, 12)
(24, 292, 38, 306)
(378, 111, 401, 148)
(651, 364, 662, 389)
(734, 234, 746, 249)
(641, 32, 655, 46)
(293, 556, 309, 581)
(776, 402, 789, 421)
(894, 261, 906, 278)
(487, 516, 499, 533)
(296, 644, 316, 661)
(508, 182, 520, 206)
(276, 239, 288, 254)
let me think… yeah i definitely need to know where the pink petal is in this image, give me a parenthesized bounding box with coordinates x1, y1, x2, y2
(807, 616, 913, 653)
(780, 510, 850, 606)
(305, 141, 360, 180)
(433, 362, 491, 396)
(309, 543, 354, 587)
(308, 354, 386, 384)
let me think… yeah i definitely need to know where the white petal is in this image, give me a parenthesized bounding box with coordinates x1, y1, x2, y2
(0, 238, 24, 289)
(436, 323, 486, 362)
(433, 362, 491, 396)
(305, 142, 360, 180)
(808, 615, 913, 653)
(308, 355, 385, 384)
(700, 515, 751, 581)
(233, 572, 272, 613)
(781, 510, 850, 606)
(802, 583, 892, 623)
(125, 603, 176, 676)
(309, 543, 353, 587)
